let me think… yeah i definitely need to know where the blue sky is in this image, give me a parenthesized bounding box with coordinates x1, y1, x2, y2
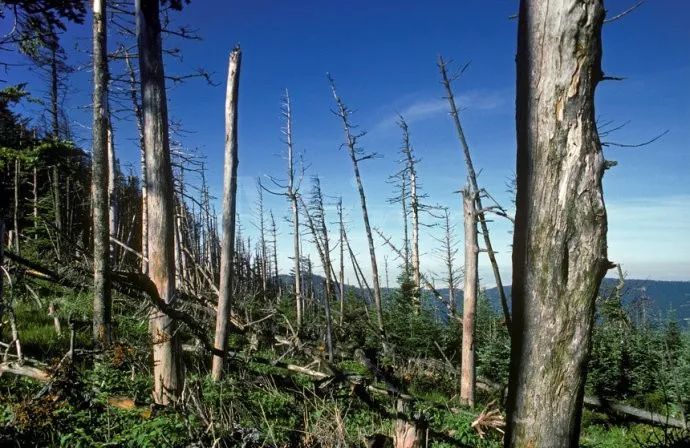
(3, 0, 689, 285)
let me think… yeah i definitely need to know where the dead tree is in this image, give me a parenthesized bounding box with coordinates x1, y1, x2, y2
(299, 177, 335, 360)
(460, 188, 478, 407)
(433, 207, 458, 317)
(270, 210, 279, 287)
(264, 91, 304, 329)
(505, 1, 609, 446)
(256, 180, 268, 295)
(438, 57, 511, 330)
(92, 0, 112, 346)
(211, 46, 241, 381)
(123, 48, 147, 273)
(337, 198, 346, 324)
(398, 118, 421, 308)
(387, 165, 410, 278)
(136, 0, 183, 405)
(107, 118, 119, 265)
(328, 75, 385, 343)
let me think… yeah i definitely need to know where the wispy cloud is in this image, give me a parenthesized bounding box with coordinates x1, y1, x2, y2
(375, 88, 511, 130)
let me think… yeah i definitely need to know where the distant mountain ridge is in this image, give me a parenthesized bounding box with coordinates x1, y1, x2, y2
(444, 278, 690, 324)
(278, 274, 690, 324)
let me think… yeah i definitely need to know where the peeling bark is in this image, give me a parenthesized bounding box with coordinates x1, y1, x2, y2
(136, 0, 183, 405)
(505, 0, 608, 446)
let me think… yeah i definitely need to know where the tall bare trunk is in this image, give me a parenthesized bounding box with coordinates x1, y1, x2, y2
(91, 0, 112, 347)
(136, 0, 183, 405)
(212, 47, 241, 381)
(439, 59, 510, 330)
(124, 49, 148, 274)
(107, 119, 118, 264)
(399, 119, 420, 307)
(460, 188, 477, 407)
(337, 198, 345, 325)
(282, 92, 303, 329)
(50, 46, 62, 255)
(13, 159, 20, 254)
(329, 77, 385, 343)
(505, 1, 608, 446)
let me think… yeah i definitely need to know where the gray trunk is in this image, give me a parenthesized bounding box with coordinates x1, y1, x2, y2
(212, 47, 241, 381)
(460, 189, 477, 407)
(136, 0, 183, 405)
(505, 1, 608, 446)
(91, 0, 112, 347)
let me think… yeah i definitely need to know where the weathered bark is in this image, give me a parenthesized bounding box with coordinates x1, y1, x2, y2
(439, 58, 511, 330)
(0, 219, 5, 338)
(91, 0, 112, 347)
(393, 400, 427, 448)
(460, 189, 477, 407)
(136, 0, 183, 405)
(329, 77, 385, 342)
(211, 47, 241, 381)
(505, 1, 608, 446)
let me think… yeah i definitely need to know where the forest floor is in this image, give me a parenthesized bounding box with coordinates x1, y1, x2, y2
(0, 297, 686, 447)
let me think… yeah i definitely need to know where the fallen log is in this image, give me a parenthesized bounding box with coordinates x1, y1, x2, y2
(584, 396, 687, 430)
(0, 362, 50, 382)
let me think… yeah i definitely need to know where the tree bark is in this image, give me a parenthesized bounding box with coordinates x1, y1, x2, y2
(136, 0, 183, 405)
(460, 189, 477, 407)
(212, 47, 241, 381)
(505, 1, 608, 446)
(91, 0, 112, 347)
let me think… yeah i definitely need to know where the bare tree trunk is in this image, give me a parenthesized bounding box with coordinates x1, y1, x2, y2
(0, 220, 4, 325)
(92, 0, 112, 347)
(329, 76, 385, 343)
(256, 181, 268, 295)
(136, 0, 183, 405)
(505, 1, 608, 446)
(32, 167, 37, 231)
(439, 58, 511, 330)
(282, 92, 303, 329)
(440, 208, 457, 317)
(212, 47, 241, 381)
(270, 211, 279, 283)
(124, 49, 148, 274)
(460, 188, 477, 407)
(337, 198, 345, 325)
(107, 119, 119, 265)
(399, 119, 420, 308)
(50, 46, 62, 256)
(299, 191, 334, 361)
(13, 159, 20, 254)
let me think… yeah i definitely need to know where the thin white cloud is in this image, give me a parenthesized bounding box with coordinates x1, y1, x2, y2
(375, 88, 510, 130)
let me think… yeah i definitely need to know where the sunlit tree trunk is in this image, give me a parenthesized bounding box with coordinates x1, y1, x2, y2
(91, 0, 112, 346)
(505, 0, 608, 446)
(460, 188, 477, 407)
(136, 0, 183, 405)
(212, 47, 241, 381)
